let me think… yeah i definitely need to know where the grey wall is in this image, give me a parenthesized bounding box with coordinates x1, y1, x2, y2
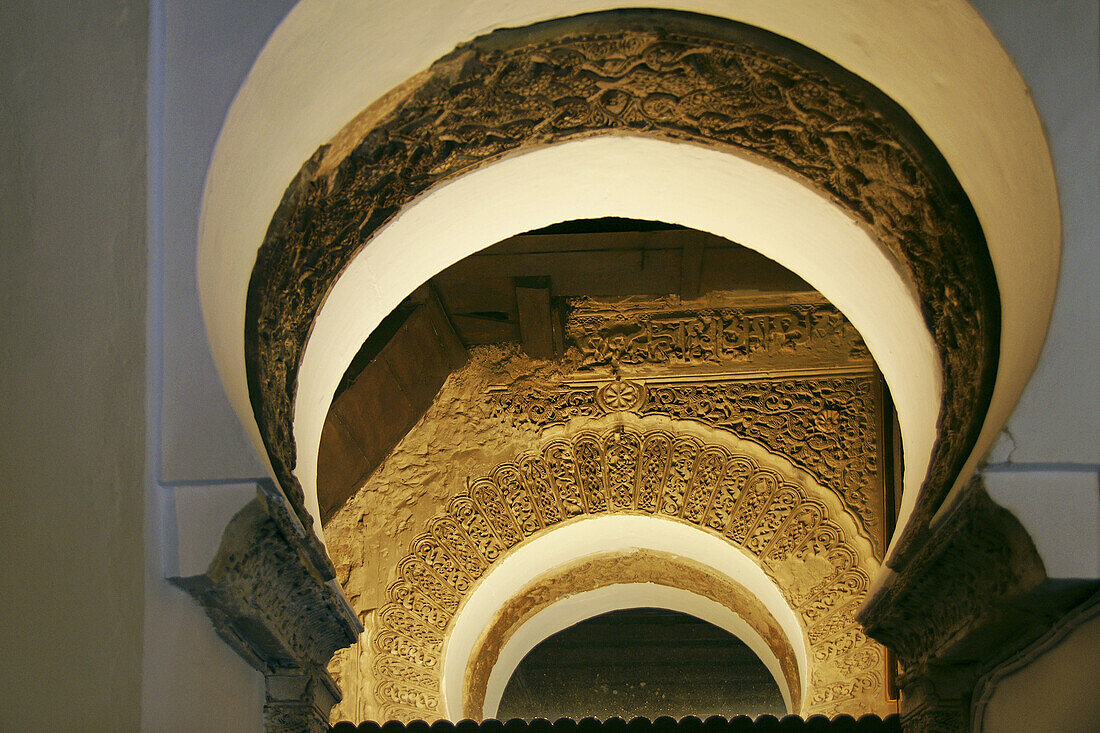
(0, 1, 148, 728)
(157, 0, 293, 483)
(957, 2, 1099, 729)
(140, 1, 294, 728)
(971, 0, 1100, 469)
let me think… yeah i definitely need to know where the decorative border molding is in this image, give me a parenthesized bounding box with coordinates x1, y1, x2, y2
(243, 10, 998, 564)
(566, 299, 869, 371)
(490, 373, 885, 554)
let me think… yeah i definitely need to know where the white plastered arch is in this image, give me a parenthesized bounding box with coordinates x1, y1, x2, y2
(197, 0, 1061, 564)
(295, 136, 937, 545)
(441, 515, 805, 719)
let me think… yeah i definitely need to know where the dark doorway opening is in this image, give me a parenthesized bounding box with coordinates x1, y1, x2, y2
(496, 608, 786, 721)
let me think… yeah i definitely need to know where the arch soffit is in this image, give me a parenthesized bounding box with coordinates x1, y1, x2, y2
(236, 10, 1007, 571)
(367, 417, 886, 721)
(197, 1, 1060, 564)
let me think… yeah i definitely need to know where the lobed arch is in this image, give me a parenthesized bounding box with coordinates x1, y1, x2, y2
(359, 416, 887, 721)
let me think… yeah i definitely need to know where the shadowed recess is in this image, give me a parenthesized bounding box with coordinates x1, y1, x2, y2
(496, 608, 786, 721)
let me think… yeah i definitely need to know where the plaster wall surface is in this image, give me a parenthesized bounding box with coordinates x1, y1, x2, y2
(143, 2, 272, 729)
(159, 0, 292, 481)
(0, 2, 147, 727)
(980, 604, 1100, 733)
(970, 0, 1100, 467)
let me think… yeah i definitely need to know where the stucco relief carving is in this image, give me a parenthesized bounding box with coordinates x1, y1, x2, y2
(244, 10, 998, 560)
(490, 374, 883, 554)
(362, 425, 887, 722)
(567, 299, 868, 371)
(172, 481, 362, 733)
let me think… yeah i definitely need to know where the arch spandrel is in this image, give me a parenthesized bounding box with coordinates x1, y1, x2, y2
(496, 371, 886, 556)
(339, 415, 888, 722)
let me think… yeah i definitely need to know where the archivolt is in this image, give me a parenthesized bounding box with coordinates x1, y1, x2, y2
(463, 552, 803, 718)
(366, 423, 885, 721)
(244, 9, 997, 562)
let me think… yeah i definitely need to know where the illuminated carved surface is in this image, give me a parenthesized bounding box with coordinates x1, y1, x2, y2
(244, 10, 997, 552)
(462, 550, 804, 718)
(365, 425, 888, 721)
(490, 374, 884, 553)
(567, 299, 868, 371)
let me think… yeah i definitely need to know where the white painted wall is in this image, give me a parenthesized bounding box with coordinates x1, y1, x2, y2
(0, 0, 273, 727)
(0, 3, 147, 727)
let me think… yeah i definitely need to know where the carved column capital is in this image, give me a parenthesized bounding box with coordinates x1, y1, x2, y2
(172, 481, 363, 731)
(859, 478, 1097, 732)
(265, 669, 342, 733)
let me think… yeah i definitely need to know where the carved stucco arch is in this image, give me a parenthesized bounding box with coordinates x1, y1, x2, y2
(186, 4, 1066, 729)
(359, 416, 887, 721)
(462, 555, 804, 718)
(238, 9, 996, 568)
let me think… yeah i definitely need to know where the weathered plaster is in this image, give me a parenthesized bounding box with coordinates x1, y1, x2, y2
(325, 345, 572, 610)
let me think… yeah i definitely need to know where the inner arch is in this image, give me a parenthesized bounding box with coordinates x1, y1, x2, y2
(443, 514, 810, 719)
(495, 602, 788, 721)
(296, 136, 938, 546)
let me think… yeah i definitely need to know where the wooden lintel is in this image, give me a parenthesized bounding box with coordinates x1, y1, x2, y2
(514, 276, 555, 360)
(680, 234, 706, 300)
